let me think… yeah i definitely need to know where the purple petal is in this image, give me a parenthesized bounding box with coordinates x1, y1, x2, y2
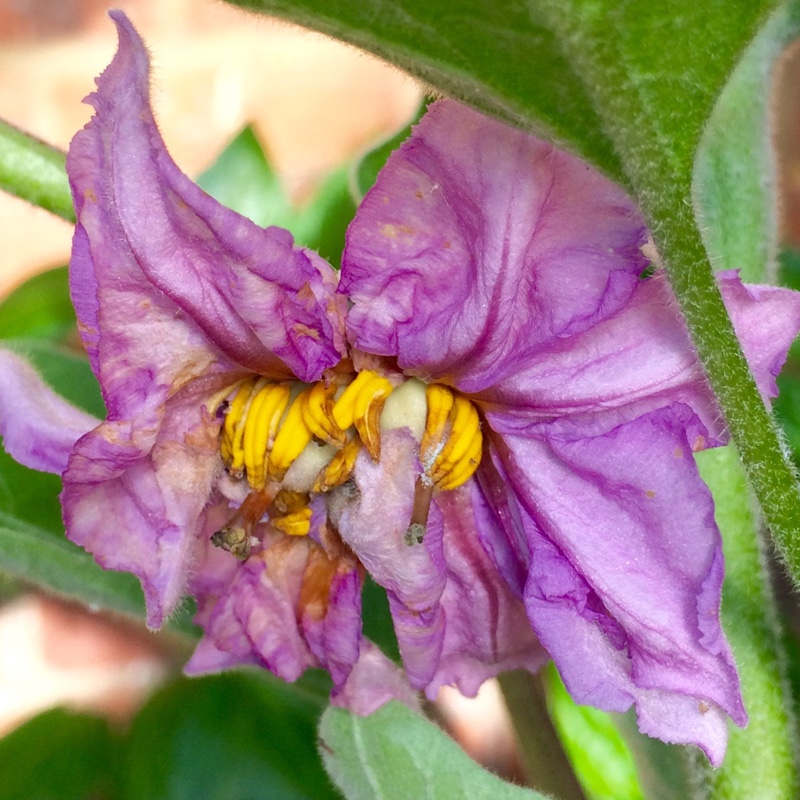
(331, 643, 420, 715)
(187, 530, 367, 697)
(341, 99, 647, 394)
(187, 535, 317, 680)
(0, 350, 98, 474)
(334, 429, 543, 693)
(331, 429, 446, 687)
(333, 429, 446, 613)
(62, 372, 233, 627)
(489, 406, 745, 763)
(484, 271, 800, 438)
(423, 485, 546, 698)
(68, 10, 344, 404)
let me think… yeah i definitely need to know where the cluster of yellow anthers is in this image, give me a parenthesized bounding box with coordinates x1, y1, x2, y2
(212, 369, 483, 558)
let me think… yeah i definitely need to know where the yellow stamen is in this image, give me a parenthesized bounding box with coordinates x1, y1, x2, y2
(302, 381, 347, 447)
(242, 382, 291, 490)
(332, 369, 378, 430)
(419, 385, 483, 491)
(352, 374, 394, 461)
(272, 489, 310, 515)
(271, 506, 313, 537)
(430, 396, 480, 482)
(437, 429, 482, 491)
(313, 437, 362, 492)
(221, 378, 257, 465)
(419, 383, 455, 469)
(268, 387, 314, 480)
(228, 378, 264, 474)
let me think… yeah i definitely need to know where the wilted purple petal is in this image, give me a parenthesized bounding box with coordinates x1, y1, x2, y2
(331, 643, 420, 715)
(488, 405, 745, 761)
(335, 429, 543, 693)
(333, 429, 446, 612)
(0, 350, 98, 474)
(69, 10, 344, 413)
(483, 271, 800, 439)
(62, 372, 234, 628)
(187, 533, 317, 679)
(423, 486, 546, 698)
(341, 99, 647, 394)
(188, 527, 368, 697)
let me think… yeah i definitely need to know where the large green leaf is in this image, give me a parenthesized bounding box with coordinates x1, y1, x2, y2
(319, 702, 549, 800)
(0, 267, 75, 342)
(123, 672, 337, 800)
(224, 1, 621, 181)
(0, 708, 121, 800)
(696, 446, 798, 799)
(0, 511, 145, 618)
(693, 5, 800, 283)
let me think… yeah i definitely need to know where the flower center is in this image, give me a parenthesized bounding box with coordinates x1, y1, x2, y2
(212, 370, 482, 558)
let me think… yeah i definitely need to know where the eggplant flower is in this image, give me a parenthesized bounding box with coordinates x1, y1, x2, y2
(2, 11, 800, 764)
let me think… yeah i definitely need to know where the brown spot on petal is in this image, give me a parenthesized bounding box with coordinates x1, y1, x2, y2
(645, 489, 656, 500)
(84, 188, 97, 203)
(381, 223, 397, 238)
(699, 701, 710, 714)
(692, 435, 707, 452)
(298, 546, 339, 622)
(674, 447, 684, 459)
(183, 421, 219, 452)
(292, 323, 321, 340)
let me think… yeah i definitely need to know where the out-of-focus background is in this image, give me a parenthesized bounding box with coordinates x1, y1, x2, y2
(0, 0, 528, 776)
(0, 0, 420, 295)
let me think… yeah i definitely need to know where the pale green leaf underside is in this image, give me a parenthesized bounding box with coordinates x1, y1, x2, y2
(694, 2, 800, 283)
(319, 702, 549, 799)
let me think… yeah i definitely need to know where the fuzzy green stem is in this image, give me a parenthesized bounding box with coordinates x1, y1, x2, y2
(659, 201, 800, 582)
(498, 669, 588, 800)
(0, 118, 74, 222)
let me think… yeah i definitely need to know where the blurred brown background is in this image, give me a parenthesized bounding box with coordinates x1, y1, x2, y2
(0, 0, 420, 296)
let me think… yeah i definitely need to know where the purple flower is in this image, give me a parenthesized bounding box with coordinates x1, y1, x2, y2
(2, 11, 800, 763)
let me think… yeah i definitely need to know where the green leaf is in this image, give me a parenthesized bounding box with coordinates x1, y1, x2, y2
(0, 267, 75, 342)
(197, 125, 356, 268)
(222, 0, 623, 181)
(544, 665, 644, 800)
(696, 446, 798, 799)
(0, 119, 75, 222)
(0, 708, 121, 800)
(123, 672, 337, 800)
(692, 6, 800, 283)
(196, 126, 287, 229)
(319, 702, 548, 799)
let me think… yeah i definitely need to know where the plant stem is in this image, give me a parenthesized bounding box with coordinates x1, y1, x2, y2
(498, 669, 587, 800)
